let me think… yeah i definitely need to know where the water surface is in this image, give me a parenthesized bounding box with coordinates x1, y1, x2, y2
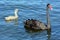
(0, 0, 60, 40)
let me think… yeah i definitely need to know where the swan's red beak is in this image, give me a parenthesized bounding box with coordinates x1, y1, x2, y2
(49, 5, 53, 10)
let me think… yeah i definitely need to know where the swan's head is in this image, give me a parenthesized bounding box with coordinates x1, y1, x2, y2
(47, 4, 52, 10)
(14, 9, 19, 17)
(15, 9, 19, 12)
(15, 9, 19, 14)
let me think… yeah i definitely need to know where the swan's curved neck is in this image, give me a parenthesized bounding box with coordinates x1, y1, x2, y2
(46, 7, 50, 29)
(15, 9, 18, 17)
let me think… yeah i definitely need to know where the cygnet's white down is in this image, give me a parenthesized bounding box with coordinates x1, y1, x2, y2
(5, 9, 19, 21)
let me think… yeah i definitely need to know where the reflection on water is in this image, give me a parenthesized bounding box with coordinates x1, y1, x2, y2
(47, 29, 51, 40)
(25, 28, 51, 40)
(5, 19, 18, 26)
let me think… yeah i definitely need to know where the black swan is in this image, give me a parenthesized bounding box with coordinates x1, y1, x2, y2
(24, 4, 52, 31)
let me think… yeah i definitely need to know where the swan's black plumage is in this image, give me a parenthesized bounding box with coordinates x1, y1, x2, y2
(24, 19, 47, 30)
(24, 4, 52, 31)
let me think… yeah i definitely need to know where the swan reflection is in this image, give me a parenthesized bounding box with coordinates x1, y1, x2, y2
(25, 28, 51, 40)
(47, 29, 51, 40)
(5, 19, 18, 26)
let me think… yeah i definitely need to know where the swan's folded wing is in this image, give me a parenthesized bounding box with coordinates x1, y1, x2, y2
(36, 21, 47, 30)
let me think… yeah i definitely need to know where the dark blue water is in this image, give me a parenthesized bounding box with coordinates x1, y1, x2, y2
(0, 0, 60, 40)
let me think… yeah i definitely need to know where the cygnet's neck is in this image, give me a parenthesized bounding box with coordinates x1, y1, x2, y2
(15, 9, 18, 17)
